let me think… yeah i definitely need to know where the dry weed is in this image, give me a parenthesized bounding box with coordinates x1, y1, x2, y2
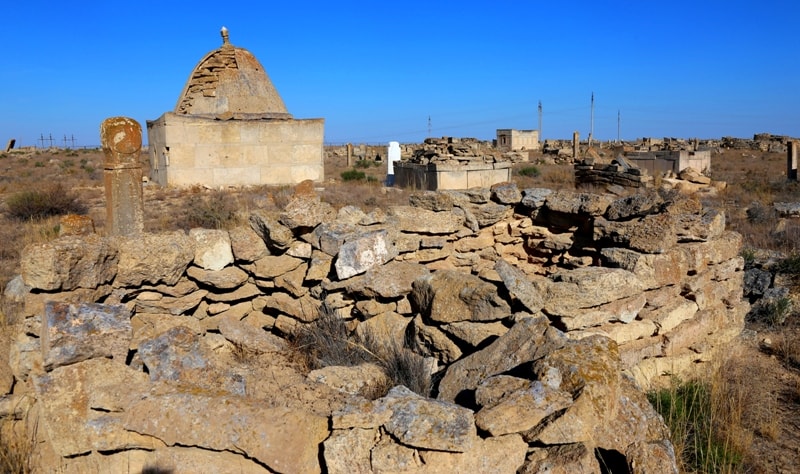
(770, 332, 800, 369)
(291, 302, 431, 398)
(650, 346, 783, 473)
(0, 420, 33, 474)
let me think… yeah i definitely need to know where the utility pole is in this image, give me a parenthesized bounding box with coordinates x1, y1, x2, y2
(617, 110, 621, 144)
(537, 100, 542, 143)
(39, 134, 45, 149)
(427, 115, 432, 138)
(589, 92, 594, 147)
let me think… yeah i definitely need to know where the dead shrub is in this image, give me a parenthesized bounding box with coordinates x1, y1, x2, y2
(179, 191, 239, 230)
(0, 420, 33, 474)
(291, 303, 374, 370)
(771, 332, 800, 369)
(5, 184, 86, 220)
(292, 303, 431, 397)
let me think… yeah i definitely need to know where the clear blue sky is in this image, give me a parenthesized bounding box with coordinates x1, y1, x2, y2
(2, 1, 798, 147)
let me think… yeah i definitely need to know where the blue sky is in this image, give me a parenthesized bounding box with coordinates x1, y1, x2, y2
(2, 1, 798, 147)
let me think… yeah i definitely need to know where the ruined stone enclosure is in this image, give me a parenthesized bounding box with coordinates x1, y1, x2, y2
(1, 180, 748, 472)
(146, 28, 324, 187)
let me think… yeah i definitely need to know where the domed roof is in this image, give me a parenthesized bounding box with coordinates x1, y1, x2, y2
(174, 27, 292, 119)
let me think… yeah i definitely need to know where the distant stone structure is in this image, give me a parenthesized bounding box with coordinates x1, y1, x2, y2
(496, 129, 539, 152)
(394, 137, 516, 190)
(101, 116, 144, 236)
(623, 150, 711, 175)
(146, 28, 324, 187)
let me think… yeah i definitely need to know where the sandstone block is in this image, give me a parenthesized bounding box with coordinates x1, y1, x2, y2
(249, 210, 294, 250)
(438, 316, 565, 402)
(114, 231, 194, 287)
(189, 228, 233, 271)
(31, 358, 153, 457)
(42, 302, 131, 371)
(345, 260, 430, 299)
(388, 205, 465, 234)
(490, 181, 522, 204)
(475, 380, 572, 436)
(21, 235, 118, 291)
(408, 315, 463, 364)
(412, 270, 511, 324)
(252, 254, 304, 279)
(545, 267, 644, 314)
(228, 225, 269, 262)
(335, 229, 398, 280)
(495, 259, 548, 313)
(383, 386, 477, 452)
(186, 265, 248, 289)
(125, 393, 328, 474)
(280, 195, 336, 230)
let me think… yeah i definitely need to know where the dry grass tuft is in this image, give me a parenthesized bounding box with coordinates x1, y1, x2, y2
(649, 347, 785, 473)
(291, 303, 431, 398)
(178, 190, 240, 230)
(0, 420, 33, 474)
(5, 184, 86, 220)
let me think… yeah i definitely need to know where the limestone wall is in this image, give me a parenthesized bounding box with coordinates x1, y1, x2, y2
(1, 182, 748, 472)
(146, 113, 324, 187)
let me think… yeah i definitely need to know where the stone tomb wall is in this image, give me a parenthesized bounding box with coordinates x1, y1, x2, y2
(1, 183, 747, 472)
(394, 161, 512, 190)
(147, 113, 324, 187)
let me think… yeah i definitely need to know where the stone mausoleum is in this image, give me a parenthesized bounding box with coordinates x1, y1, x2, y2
(146, 28, 324, 187)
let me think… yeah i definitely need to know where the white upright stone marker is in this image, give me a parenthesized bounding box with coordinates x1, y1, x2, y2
(387, 141, 401, 186)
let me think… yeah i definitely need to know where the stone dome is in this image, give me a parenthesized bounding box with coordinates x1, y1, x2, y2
(174, 27, 292, 119)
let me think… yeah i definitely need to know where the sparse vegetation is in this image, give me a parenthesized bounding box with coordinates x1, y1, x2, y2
(776, 253, 800, 275)
(649, 379, 745, 473)
(179, 191, 239, 230)
(763, 296, 793, 326)
(292, 303, 431, 398)
(5, 184, 86, 220)
(354, 159, 380, 169)
(517, 165, 540, 177)
(341, 169, 367, 181)
(0, 421, 33, 474)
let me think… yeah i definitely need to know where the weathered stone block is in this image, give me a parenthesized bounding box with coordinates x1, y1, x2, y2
(21, 235, 118, 291)
(189, 228, 234, 271)
(42, 302, 131, 371)
(334, 229, 398, 280)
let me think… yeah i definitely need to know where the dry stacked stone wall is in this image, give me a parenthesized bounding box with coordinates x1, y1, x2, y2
(0, 181, 747, 472)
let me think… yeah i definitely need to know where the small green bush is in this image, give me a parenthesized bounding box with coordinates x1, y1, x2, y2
(34, 161, 44, 168)
(740, 248, 756, 268)
(353, 160, 380, 169)
(341, 169, 366, 181)
(59, 159, 74, 169)
(5, 184, 86, 219)
(776, 254, 800, 274)
(518, 166, 541, 177)
(764, 296, 793, 326)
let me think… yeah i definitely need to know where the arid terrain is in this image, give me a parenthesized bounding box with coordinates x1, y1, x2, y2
(0, 143, 799, 472)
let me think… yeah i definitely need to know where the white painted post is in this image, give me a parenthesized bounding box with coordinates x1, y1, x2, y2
(387, 141, 401, 186)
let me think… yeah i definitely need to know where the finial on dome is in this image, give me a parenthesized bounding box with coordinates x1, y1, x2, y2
(221, 26, 229, 45)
